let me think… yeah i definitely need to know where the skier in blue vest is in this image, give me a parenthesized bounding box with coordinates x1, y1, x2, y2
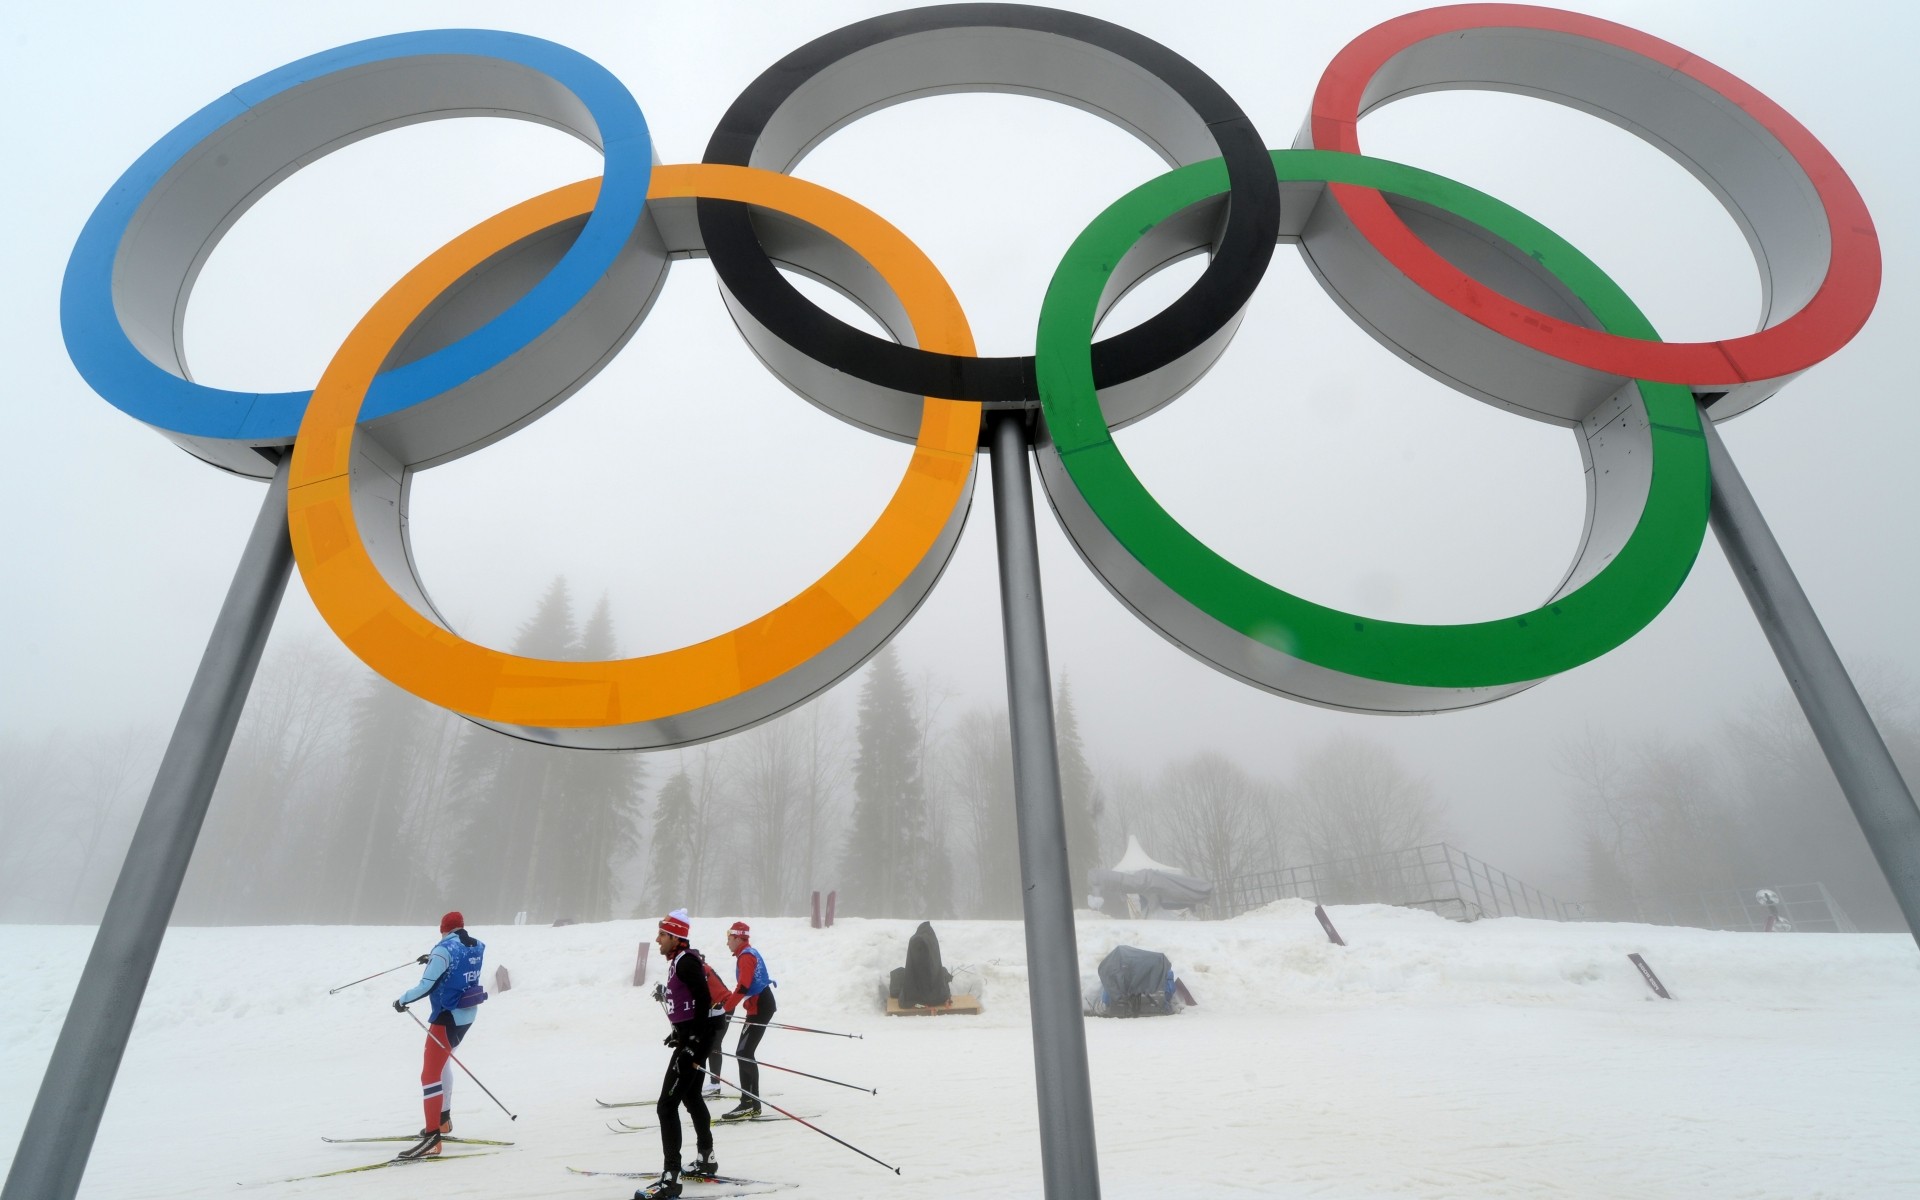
(717, 920, 777, 1121)
(393, 910, 486, 1159)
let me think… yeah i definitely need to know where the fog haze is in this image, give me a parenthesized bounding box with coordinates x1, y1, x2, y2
(3, 0, 1916, 917)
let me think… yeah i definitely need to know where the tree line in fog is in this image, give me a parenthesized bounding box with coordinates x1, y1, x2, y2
(3, 575, 1912, 929)
(0, 576, 1440, 926)
(1558, 682, 1919, 930)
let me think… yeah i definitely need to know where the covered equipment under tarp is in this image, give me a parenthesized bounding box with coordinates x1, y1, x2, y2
(1087, 944, 1184, 1017)
(887, 920, 953, 1008)
(1088, 836, 1214, 916)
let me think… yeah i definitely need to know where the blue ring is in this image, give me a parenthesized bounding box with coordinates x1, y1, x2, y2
(61, 29, 652, 447)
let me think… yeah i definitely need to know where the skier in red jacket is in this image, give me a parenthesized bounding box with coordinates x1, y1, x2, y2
(717, 920, 777, 1121)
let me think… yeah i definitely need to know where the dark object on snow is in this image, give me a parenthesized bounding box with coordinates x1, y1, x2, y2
(897, 921, 952, 1007)
(552, 917, 577, 927)
(826, 890, 837, 927)
(1093, 945, 1179, 1017)
(811, 891, 822, 929)
(494, 964, 512, 994)
(1087, 866, 1213, 916)
(1314, 904, 1346, 946)
(633, 942, 648, 987)
(1628, 952, 1672, 999)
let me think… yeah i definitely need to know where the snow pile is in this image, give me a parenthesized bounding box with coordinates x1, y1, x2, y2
(2, 908, 1916, 1198)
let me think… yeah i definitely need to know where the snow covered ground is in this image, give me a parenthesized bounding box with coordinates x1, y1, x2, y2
(3, 904, 1917, 1198)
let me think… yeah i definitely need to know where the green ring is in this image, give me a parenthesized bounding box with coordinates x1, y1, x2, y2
(1034, 149, 1709, 696)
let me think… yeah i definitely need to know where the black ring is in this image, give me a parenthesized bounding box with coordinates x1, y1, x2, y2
(700, 3, 1279, 407)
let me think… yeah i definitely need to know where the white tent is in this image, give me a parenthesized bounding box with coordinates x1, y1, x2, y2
(1089, 835, 1214, 917)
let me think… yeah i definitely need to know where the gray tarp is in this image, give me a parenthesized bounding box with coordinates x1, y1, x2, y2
(1089, 944, 1180, 1017)
(1098, 945, 1172, 999)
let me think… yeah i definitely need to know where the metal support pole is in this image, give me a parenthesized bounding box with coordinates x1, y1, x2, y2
(4, 457, 295, 1200)
(1700, 412, 1920, 946)
(986, 411, 1101, 1200)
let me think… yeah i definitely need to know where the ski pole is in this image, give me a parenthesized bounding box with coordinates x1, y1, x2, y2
(407, 1009, 519, 1121)
(764, 1020, 863, 1040)
(327, 957, 424, 995)
(713, 1050, 876, 1095)
(702, 1065, 899, 1174)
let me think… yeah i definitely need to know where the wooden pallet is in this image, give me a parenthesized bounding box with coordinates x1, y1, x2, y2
(886, 993, 983, 1016)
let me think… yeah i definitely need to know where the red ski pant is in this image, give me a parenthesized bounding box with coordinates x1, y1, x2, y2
(420, 1019, 468, 1129)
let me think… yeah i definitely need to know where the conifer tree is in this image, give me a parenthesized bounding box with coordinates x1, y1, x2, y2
(565, 594, 647, 919)
(448, 576, 579, 919)
(1055, 680, 1102, 905)
(839, 647, 939, 916)
(647, 766, 696, 912)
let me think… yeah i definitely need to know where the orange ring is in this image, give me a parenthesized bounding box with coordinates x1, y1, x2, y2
(288, 164, 979, 742)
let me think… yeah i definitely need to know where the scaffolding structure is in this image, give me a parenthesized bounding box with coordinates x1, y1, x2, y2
(1214, 842, 1574, 922)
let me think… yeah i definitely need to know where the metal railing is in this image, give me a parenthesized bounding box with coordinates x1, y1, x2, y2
(1627, 882, 1857, 933)
(1215, 843, 1574, 922)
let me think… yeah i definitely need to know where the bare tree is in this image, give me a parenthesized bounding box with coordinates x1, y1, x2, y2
(1294, 735, 1442, 904)
(1555, 727, 1641, 918)
(178, 634, 354, 922)
(794, 697, 848, 904)
(63, 725, 162, 920)
(0, 732, 81, 919)
(683, 742, 731, 913)
(944, 706, 1018, 916)
(1296, 735, 1442, 861)
(1721, 683, 1917, 928)
(394, 704, 467, 918)
(1096, 766, 1155, 868)
(1623, 737, 1743, 901)
(737, 716, 804, 914)
(1155, 751, 1267, 889)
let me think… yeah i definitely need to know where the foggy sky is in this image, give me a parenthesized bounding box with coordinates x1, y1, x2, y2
(3, 0, 1916, 898)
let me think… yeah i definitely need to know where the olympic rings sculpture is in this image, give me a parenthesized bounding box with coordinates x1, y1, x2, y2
(62, 4, 1879, 748)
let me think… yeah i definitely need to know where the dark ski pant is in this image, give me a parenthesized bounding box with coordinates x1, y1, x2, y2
(735, 991, 776, 1100)
(657, 1032, 712, 1172)
(705, 1012, 730, 1088)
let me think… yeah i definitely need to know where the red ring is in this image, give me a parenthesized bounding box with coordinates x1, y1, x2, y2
(1309, 3, 1879, 388)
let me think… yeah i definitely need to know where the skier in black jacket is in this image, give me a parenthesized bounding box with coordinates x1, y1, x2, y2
(637, 909, 718, 1200)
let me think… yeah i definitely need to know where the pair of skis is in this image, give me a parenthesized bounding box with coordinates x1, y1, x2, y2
(246, 1133, 797, 1192)
(608, 1113, 815, 1133)
(567, 1165, 798, 1194)
(321, 1133, 514, 1146)
(596, 1094, 776, 1108)
(241, 1136, 503, 1182)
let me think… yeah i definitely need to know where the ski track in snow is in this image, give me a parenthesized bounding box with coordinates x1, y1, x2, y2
(3, 902, 1917, 1198)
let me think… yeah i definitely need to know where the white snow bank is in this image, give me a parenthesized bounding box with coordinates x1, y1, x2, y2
(2, 907, 1916, 1198)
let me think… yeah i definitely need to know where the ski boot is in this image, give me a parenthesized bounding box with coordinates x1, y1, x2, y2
(417, 1114, 452, 1138)
(396, 1130, 441, 1159)
(700, 1082, 723, 1100)
(685, 1151, 719, 1179)
(719, 1101, 761, 1122)
(634, 1169, 682, 1199)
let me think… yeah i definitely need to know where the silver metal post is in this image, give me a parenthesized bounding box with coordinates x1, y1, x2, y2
(4, 457, 295, 1200)
(1701, 412, 1920, 945)
(986, 411, 1101, 1200)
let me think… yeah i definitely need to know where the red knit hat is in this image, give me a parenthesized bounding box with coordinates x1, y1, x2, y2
(659, 910, 690, 939)
(728, 920, 750, 940)
(440, 911, 464, 934)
